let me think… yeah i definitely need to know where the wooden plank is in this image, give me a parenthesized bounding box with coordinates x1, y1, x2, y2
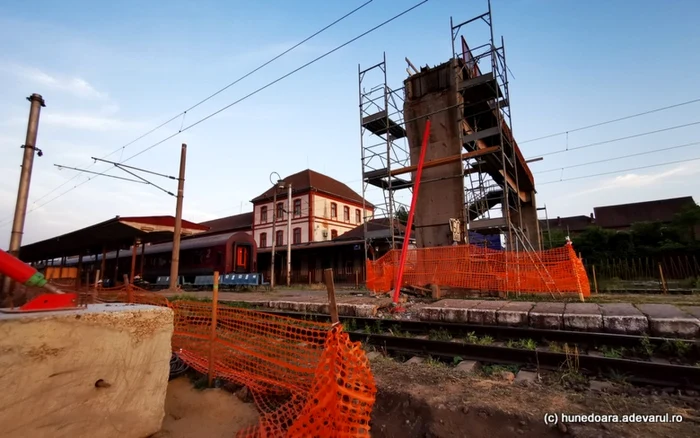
(389, 146, 499, 177)
(324, 268, 339, 324)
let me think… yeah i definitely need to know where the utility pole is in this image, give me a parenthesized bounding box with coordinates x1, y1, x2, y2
(270, 188, 278, 290)
(286, 183, 292, 287)
(169, 143, 187, 290)
(2, 94, 46, 295)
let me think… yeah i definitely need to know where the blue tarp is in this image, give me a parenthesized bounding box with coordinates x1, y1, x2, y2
(467, 231, 502, 250)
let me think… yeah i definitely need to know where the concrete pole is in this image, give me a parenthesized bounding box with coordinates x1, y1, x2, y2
(270, 189, 278, 290)
(286, 183, 292, 287)
(169, 144, 187, 290)
(2, 94, 45, 295)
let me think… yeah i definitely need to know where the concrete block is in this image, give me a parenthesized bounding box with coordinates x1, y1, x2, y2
(366, 351, 381, 360)
(682, 306, 700, 320)
(418, 300, 483, 323)
(496, 302, 534, 326)
(469, 301, 507, 325)
(454, 360, 480, 373)
(636, 304, 700, 338)
(514, 370, 538, 386)
(353, 304, 378, 318)
(600, 303, 648, 335)
(0, 304, 173, 438)
(529, 302, 565, 329)
(336, 303, 357, 316)
(564, 303, 603, 332)
(305, 302, 330, 314)
(417, 306, 442, 321)
(405, 356, 425, 365)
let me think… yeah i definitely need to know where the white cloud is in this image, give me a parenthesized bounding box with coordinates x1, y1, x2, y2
(568, 161, 700, 198)
(1, 64, 108, 100)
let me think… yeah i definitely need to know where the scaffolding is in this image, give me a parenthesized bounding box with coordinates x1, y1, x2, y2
(358, 53, 412, 260)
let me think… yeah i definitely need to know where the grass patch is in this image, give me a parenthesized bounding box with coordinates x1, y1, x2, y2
(388, 324, 413, 338)
(661, 339, 692, 358)
(343, 318, 358, 332)
(362, 320, 383, 334)
(600, 346, 624, 359)
(640, 336, 655, 358)
(481, 364, 519, 376)
(428, 328, 453, 341)
(464, 331, 494, 345)
(426, 356, 447, 368)
(505, 338, 537, 350)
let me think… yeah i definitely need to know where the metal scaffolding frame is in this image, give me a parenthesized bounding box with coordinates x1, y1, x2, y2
(451, 1, 524, 249)
(358, 53, 412, 260)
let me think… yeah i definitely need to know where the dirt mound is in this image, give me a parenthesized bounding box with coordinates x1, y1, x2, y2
(151, 377, 258, 438)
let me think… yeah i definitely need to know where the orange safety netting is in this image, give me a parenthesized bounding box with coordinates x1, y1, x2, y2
(97, 291, 376, 437)
(366, 243, 590, 296)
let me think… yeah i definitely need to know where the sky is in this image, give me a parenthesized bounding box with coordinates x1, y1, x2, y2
(1, 0, 699, 245)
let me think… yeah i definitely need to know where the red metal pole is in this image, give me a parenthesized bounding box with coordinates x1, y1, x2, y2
(392, 119, 431, 304)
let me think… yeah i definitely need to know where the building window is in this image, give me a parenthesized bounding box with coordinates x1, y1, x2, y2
(331, 229, 338, 239)
(294, 199, 302, 217)
(343, 206, 350, 222)
(330, 202, 337, 219)
(260, 206, 268, 223)
(293, 227, 302, 244)
(276, 202, 284, 221)
(356, 209, 361, 224)
(276, 230, 284, 246)
(260, 232, 267, 248)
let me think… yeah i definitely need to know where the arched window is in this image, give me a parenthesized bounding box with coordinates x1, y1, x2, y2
(331, 229, 338, 239)
(293, 227, 302, 244)
(294, 199, 302, 217)
(260, 206, 268, 223)
(330, 202, 337, 219)
(343, 206, 350, 221)
(260, 233, 267, 248)
(276, 230, 284, 245)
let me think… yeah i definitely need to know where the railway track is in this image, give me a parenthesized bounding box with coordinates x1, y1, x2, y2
(253, 309, 700, 389)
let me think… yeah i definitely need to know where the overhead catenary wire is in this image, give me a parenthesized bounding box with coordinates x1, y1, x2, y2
(521, 97, 700, 144)
(535, 140, 700, 174)
(532, 120, 700, 158)
(538, 156, 700, 185)
(25, 0, 375, 209)
(1, 0, 427, 228)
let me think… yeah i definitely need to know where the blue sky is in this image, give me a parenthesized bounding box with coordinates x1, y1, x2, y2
(1, 0, 699, 244)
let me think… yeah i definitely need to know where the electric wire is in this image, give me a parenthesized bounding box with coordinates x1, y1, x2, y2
(25, 0, 375, 209)
(521, 97, 700, 144)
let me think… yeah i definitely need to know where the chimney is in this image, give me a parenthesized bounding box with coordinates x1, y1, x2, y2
(590, 212, 594, 223)
(557, 216, 561, 226)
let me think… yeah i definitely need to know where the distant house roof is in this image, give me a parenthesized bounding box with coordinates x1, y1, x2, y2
(539, 215, 594, 233)
(198, 212, 253, 235)
(594, 196, 696, 229)
(334, 218, 413, 242)
(251, 169, 374, 207)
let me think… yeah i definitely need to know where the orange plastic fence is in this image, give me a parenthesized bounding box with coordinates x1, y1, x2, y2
(366, 243, 590, 296)
(97, 291, 376, 437)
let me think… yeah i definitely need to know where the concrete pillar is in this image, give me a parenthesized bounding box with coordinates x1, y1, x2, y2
(404, 60, 465, 248)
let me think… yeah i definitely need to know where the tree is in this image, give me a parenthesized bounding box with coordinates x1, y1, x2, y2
(541, 229, 567, 250)
(672, 203, 700, 242)
(395, 206, 409, 225)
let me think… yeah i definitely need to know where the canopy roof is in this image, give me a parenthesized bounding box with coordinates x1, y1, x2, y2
(19, 215, 209, 262)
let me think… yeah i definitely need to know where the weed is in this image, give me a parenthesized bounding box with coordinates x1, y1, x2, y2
(608, 369, 630, 386)
(428, 328, 453, 341)
(478, 335, 494, 345)
(547, 341, 563, 353)
(465, 331, 479, 344)
(661, 339, 692, 358)
(560, 344, 587, 388)
(481, 364, 519, 376)
(601, 346, 623, 359)
(388, 324, 412, 338)
(640, 336, 655, 358)
(426, 356, 447, 368)
(453, 356, 464, 365)
(505, 338, 537, 350)
(343, 318, 358, 332)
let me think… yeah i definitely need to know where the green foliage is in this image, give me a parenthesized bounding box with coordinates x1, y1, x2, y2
(342, 318, 358, 332)
(600, 346, 623, 359)
(428, 328, 453, 341)
(395, 206, 409, 225)
(505, 338, 537, 350)
(426, 356, 447, 368)
(542, 229, 568, 249)
(464, 331, 492, 345)
(481, 364, 519, 376)
(640, 336, 654, 358)
(453, 356, 464, 365)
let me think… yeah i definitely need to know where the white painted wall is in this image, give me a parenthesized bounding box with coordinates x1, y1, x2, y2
(311, 194, 372, 241)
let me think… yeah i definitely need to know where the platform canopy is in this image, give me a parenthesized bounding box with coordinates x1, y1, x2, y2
(18, 215, 209, 262)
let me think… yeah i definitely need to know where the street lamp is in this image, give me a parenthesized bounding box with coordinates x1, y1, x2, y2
(269, 172, 286, 290)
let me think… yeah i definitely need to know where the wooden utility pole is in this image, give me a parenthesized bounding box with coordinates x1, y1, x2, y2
(324, 268, 339, 324)
(130, 238, 140, 284)
(2, 94, 45, 295)
(169, 144, 187, 291)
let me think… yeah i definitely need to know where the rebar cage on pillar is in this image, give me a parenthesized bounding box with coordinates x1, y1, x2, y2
(359, 53, 412, 258)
